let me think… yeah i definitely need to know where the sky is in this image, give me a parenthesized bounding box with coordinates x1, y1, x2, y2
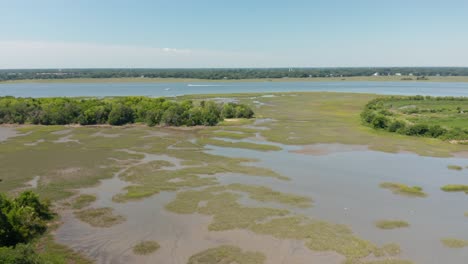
(1, 0, 468, 69)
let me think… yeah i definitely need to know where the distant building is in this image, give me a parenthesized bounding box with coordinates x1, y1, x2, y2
(373, 72, 380, 76)
(395, 73, 402, 76)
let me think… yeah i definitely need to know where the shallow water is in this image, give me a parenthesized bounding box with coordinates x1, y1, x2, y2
(2, 81, 468, 97)
(0, 127, 18, 142)
(206, 145, 468, 264)
(53, 137, 468, 263)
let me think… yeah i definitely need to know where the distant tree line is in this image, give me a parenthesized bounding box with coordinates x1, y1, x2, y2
(0, 96, 254, 126)
(0, 191, 53, 263)
(2, 67, 468, 81)
(361, 96, 468, 140)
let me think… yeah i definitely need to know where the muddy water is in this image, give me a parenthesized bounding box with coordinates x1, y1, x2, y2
(0, 127, 18, 142)
(55, 150, 343, 264)
(54, 138, 468, 264)
(206, 145, 468, 264)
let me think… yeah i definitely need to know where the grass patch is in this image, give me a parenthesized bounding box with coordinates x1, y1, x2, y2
(372, 243, 401, 257)
(197, 138, 281, 151)
(132, 241, 160, 255)
(71, 194, 97, 209)
(360, 260, 413, 264)
(212, 131, 253, 139)
(187, 245, 265, 264)
(375, 220, 410, 230)
(380, 182, 427, 197)
(35, 234, 93, 264)
(166, 186, 400, 263)
(74, 207, 125, 227)
(448, 165, 463, 171)
(441, 238, 468, 248)
(440, 184, 468, 194)
(227, 183, 312, 208)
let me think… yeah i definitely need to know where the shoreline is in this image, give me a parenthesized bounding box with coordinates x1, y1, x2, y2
(2, 75, 468, 84)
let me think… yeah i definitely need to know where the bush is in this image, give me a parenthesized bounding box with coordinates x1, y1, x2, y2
(0, 191, 52, 247)
(371, 115, 389, 129)
(388, 120, 406, 132)
(0, 244, 44, 264)
(405, 124, 429, 136)
(108, 104, 135, 125)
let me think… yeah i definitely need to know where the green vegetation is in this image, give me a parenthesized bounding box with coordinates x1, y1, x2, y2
(0, 191, 85, 264)
(375, 220, 410, 230)
(166, 186, 402, 263)
(227, 183, 312, 208)
(197, 138, 282, 152)
(447, 165, 463, 171)
(3, 68, 468, 82)
(211, 130, 252, 139)
(3, 92, 467, 263)
(440, 185, 468, 194)
(360, 260, 413, 264)
(441, 238, 468, 248)
(71, 194, 96, 209)
(0, 191, 53, 247)
(132, 240, 160, 255)
(372, 243, 401, 257)
(380, 182, 427, 197)
(187, 245, 266, 264)
(0, 96, 253, 126)
(74, 207, 125, 227)
(361, 96, 468, 141)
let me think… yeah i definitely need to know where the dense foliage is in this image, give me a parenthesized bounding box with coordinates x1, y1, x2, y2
(0, 191, 53, 264)
(0, 96, 254, 126)
(361, 96, 468, 140)
(2, 67, 468, 81)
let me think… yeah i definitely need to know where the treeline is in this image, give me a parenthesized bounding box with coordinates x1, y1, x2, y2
(361, 96, 468, 140)
(2, 67, 468, 81)
(0, 191, 53, 263)
(0, 96, 254, 126)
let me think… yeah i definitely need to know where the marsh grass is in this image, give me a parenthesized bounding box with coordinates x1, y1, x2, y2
(380, 182, 427, 197)
(132, 241, 160, 255)
(74, 207, 125, 227)
(187, 245, 265, 264)
(71, 194, 97, 209)
(197, 138, 282, 151)
(448, 165, 463, 171)
(441, 238, 468, 248)
(227, 183, 313, 208)
(440, 185, 468, 194)
(211, 131, 253, 140)
(35, 234, 92, 264)
(375, 220, 409, 230)
(372, 243, 401, 257)
(359, 260, 413, 264)
(166, 187, 402, 262)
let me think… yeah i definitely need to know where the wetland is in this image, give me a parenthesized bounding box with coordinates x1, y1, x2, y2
(1, 86, 468, 264)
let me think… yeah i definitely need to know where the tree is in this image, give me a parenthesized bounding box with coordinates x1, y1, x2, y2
(108, 104, 134, 126)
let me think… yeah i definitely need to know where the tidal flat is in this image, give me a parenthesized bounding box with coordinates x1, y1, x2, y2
(2, 92, 468, 263)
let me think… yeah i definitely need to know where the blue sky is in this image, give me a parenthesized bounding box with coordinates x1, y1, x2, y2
(1, 0, 468, 68)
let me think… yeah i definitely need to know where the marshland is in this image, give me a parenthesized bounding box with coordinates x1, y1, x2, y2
(1, 81, 468, 264)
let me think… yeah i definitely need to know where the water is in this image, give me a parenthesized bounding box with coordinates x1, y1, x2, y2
(205, 145, 468, 264)
(1, 81, 468, 97)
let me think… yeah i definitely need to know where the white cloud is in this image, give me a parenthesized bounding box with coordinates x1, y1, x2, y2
(1, 40, 467, 68)
(0, 41, 273, 69)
